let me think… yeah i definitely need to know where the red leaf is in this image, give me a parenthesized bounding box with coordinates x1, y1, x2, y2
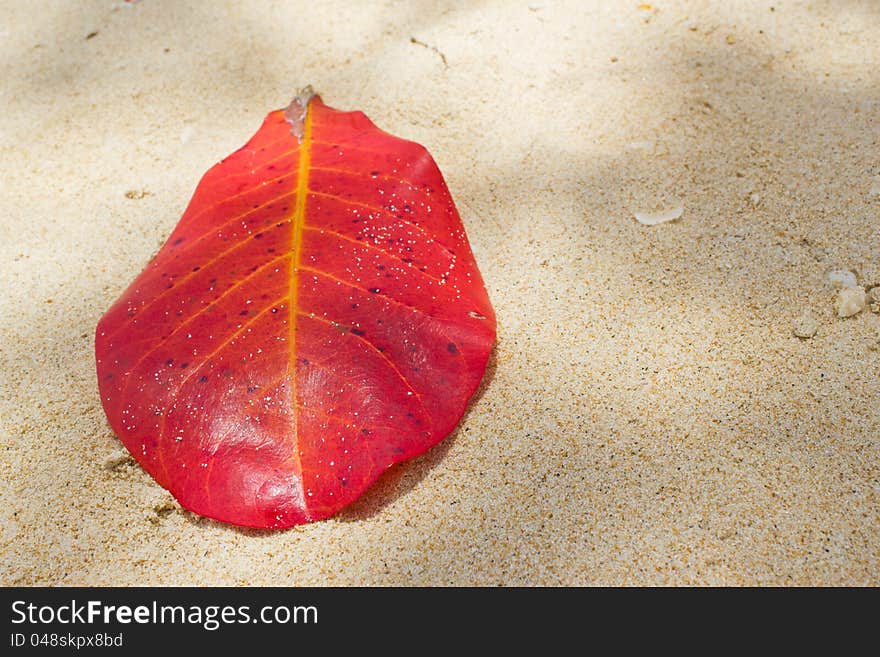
(95, 90, 496, 528)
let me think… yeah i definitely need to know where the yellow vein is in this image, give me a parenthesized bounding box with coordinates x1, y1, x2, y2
(307, 190, 458, 254)
(302, 225, 445, 283)
(118, 252, 291, 404)
(158, 296, 287, 489)
(103, 189, 295, 345)
(287, 100, 314, 484)
(309, 165, 427, 194)
(180, 171, 296, 233)
(298, 264, 452, 321)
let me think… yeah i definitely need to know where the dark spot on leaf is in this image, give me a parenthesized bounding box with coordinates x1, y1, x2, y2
(361, 429, 371, 435)
(253, 232, 263, 239)
(369, 287, 380, 294)
(351, 327, 365, 336)
(198, 376, 208, 383)
(351, 303, 359, 309)
(240, 310, 248, 316)
(247, 386, 257, 393)
(165, 359, 174, 366)
(192, 266, 200, 272)
(447, 342, 459, 355)
(172, 238, 184, 246)
(370, 170, 379, 177)
(180, 362, 188, 369)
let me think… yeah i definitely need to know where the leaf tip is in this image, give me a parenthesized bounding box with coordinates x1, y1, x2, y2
(283, 86, 316, 142)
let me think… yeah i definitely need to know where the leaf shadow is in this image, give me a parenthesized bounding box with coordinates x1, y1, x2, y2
(180, 510, 284, 539)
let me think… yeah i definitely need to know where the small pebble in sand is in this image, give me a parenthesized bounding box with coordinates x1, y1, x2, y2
(147, 499, 178, 523)
(869, 287, 880, 313)
(124, 189, 150, 200)
(837, 286, 866, 318)
(749, 192, 761, 206)
(103, 449, 132, 471)
(869, 177, 880, 198)
(827, 268, 858, 289)
(792, 314, 819, 339)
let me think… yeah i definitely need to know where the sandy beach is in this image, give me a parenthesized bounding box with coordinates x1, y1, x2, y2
(1, 0, 878, 585)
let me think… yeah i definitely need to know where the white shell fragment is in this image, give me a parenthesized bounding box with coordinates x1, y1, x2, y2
(179, 126, 195, 145)
(827, 269, 858, 289)
(633, 201, 684, 226)
(837, 286, 866, 318)
(792, 314, 819, 339)
(627, 140, 655, 152)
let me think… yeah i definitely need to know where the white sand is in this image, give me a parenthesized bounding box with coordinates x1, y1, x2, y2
(1, 0, 878, 585)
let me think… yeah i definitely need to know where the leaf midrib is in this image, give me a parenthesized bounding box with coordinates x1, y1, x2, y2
(288, 101, 314, 497)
